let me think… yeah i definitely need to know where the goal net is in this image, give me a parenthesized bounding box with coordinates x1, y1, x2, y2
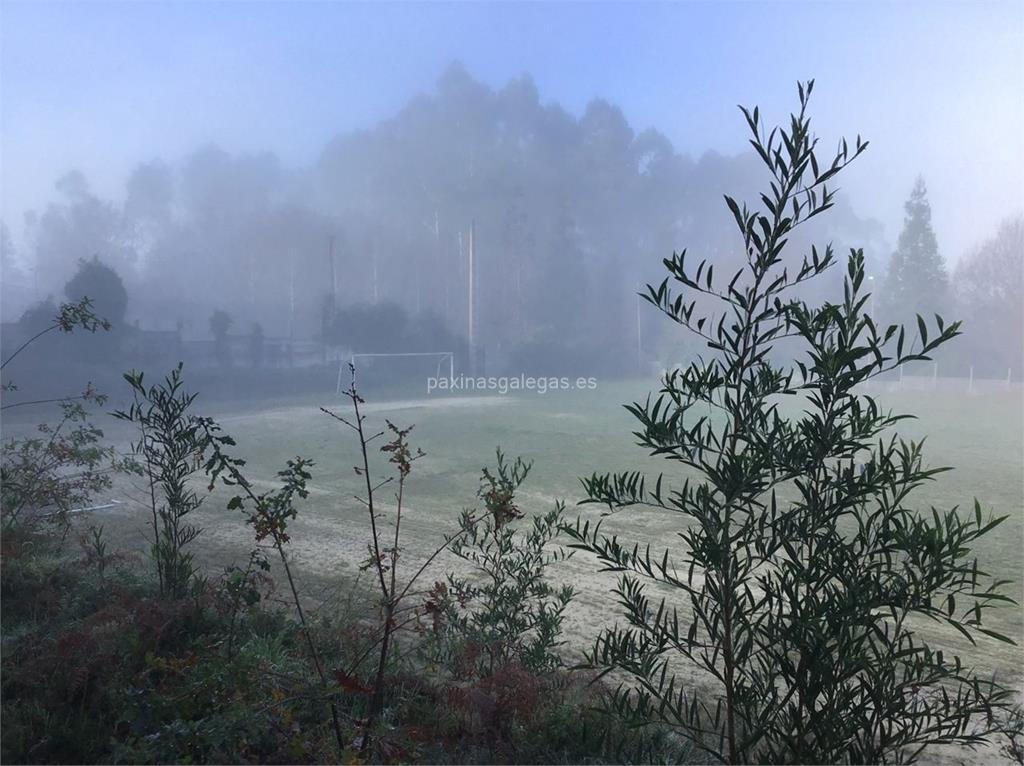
(336, 351, 455, 395)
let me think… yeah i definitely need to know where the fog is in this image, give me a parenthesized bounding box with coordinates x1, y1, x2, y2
(2, 6, 1023, 762)
(1, 0, 1022, 386)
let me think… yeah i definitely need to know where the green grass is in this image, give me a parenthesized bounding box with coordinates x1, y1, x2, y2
(98, 378, 1023, 688)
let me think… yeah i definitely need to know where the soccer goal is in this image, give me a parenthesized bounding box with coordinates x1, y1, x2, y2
(336, 351, 455, 395)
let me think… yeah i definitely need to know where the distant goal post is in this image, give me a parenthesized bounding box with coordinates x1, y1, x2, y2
(337, 351, 456, 395)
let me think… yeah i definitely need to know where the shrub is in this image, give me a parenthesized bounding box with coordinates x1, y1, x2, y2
(1, 391, 120, 535)
(321, 371, 572, 758)
(564, 81, 1016, 764)
(429, 450, 575, 679)
(2, 296, 119, 536)
(202, 417, 348, 756)
(0, 563, 205, 764)
(114, 364, 215, 598)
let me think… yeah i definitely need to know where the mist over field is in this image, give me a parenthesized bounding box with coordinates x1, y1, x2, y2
(2, 0, 1022, 383)
(1, 2, 1022, 765)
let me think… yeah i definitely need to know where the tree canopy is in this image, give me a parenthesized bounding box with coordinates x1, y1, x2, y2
(17, 65, 886, 372)
(64, 256, 128, 327)
(881, 177, 949, 327)
(954, 214, 1023, 376)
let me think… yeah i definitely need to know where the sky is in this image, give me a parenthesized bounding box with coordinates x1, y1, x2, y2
(1, 0, 1022, 264)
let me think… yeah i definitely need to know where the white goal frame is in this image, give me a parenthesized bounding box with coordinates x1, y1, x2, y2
(337, 351, 455, 395)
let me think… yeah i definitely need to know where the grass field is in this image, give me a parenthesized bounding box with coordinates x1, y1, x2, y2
(82, 376, 1024, 699)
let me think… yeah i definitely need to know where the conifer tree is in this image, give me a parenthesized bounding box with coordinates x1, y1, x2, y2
(881, 177, 949, 326)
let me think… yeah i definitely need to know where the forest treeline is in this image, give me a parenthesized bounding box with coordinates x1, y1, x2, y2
(2, 63, 1021, 379)
(3, 64, 892, 374)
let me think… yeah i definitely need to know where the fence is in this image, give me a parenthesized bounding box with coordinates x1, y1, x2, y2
(861, 363, 1018, 395)
(176, 337, 347, 370)
(656, 359, 1020, 396)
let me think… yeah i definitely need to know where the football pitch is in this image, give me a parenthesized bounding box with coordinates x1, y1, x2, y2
(97, 377, 1023, 689)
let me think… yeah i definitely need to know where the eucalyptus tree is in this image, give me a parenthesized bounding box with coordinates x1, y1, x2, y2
(564, 82, 1015, 764)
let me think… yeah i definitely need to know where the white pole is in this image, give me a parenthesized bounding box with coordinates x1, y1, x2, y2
(329, 235, 337, 303)
(468, 220, 475, 375)
(326, 235, 337, 366)
(288, 254, 295, 340)
(456, 230, 464, 328)
(372, 243, 379, 304)
(932, 361, 938, 389)
(1007, 367, 1012, 390)
(899, 363, 904, 390)
(968, 365, 974, 394)
(248, 251, 255, 307)
(515, 264, 522, 331)
(636, 284, 643, 374)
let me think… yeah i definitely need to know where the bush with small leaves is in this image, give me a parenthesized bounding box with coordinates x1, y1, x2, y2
(1, 389, 123, 535)
(1, 296, 120, 536)
(428, 450, 575, 679)
(202, 428, 348, 756)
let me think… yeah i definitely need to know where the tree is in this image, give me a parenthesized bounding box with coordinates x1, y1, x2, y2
(564, 82, 1014, 764)
(327, 302, 409, 352)
(530, 209, 586, 334)
(248, 322, 265, 369)
(954, 215, 1023, 377)
(124, 160, 174, 225)
(209, 309, 233, 367)
(22, 65, 886, 366)
(64, 256, 128, 327)
(1, 224, 31, 322)
(31, 172, 136, 296)
(16, 298, 59, 336)
(881, 177, 949, 327)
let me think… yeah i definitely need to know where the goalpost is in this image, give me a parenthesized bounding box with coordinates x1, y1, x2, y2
(337, 351, 455, 395)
